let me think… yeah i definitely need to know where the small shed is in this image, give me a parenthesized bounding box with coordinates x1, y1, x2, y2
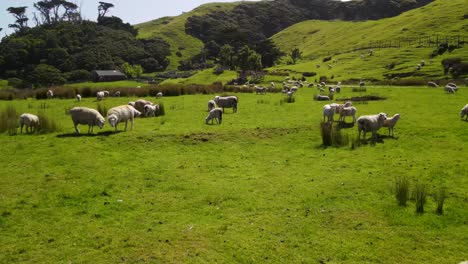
(91, 70, 126, 82)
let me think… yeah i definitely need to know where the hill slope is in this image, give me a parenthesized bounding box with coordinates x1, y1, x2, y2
(270, 0, 468, 81)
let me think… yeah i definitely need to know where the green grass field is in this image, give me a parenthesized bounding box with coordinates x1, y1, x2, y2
(66, 80, 151, 89)
(0, 86, 467, 263)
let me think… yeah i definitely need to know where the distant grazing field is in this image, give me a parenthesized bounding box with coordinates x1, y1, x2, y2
(0, 86, 467, 263)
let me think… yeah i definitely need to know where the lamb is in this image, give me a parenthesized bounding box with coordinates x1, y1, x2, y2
(144, 104, 159, 117)
(107, 105, 141, 131)
(76, 94, 81, 102)
(129, 99, 154, 114)
(357, 113, 387, 141)
(339, 106, 357, 123)
(205, 108, 223, 125)
(46, 89, 53, 99)
(383, 113, 401, 137)
(323, 104, 334, 122)
(208, 100, 216, 112)
(96, 91, 105, 101)
(19, 113, 40, 133)
(427, 81, 438, 88)
(214, 96, 238, 113)
(69, 107, 105, 134)
(460, 104, 468, 120)
(156, 92, 163, 99)
(316, 95, 330, 101)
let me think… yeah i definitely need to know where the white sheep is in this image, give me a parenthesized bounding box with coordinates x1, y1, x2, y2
(255, 86, 267, 94)
(270, 82, 275, 88)
(460, 104, 468, 120)
(114, 91, 121, 97)
(208, 100, 216, 112)
(316, 95, 330, 101)
(214, 96, 238, 113)
(444, 85, 456, 94)
(102, 91, 110, 97)
(19, 113, 40, 133)
(156, 92, 163, 99)
(339, 106, 357, 123)
(359, 81, 365, 87)
(107, 105, 141, 131)
(206, 108, 223, 125)
(46, 89, 54, 99)
(144, 104, 159, 117)
(383, 113, 401, 137)
(129, 99, 154, 114)
(96, 91, 105, 101)
(357, 113, 388, 141)
(76, 94, 81, 102)
(69, 107, 105, 134)
(427, 81, 438, 88)
(323, 104, 334, 122)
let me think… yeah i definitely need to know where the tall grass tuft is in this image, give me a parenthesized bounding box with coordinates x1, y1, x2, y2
(0, 105, 18, 135)
(320, 122, 349, 147)
(352, 87, 367, 92)
(395, 176, 410, 206)
(414, 183, 427, 214)
(156, 102, 165, 116)
(280, 96, 295, 104)
(434, 188, 446, 215)
(97, 103, 109, 117)
(320, 122, 333, 146)
(37, 112, 60, 133)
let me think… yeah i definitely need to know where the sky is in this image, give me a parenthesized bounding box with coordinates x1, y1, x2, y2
(0, 0, 260, 36)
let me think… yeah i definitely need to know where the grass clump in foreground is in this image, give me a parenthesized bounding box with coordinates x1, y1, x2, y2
(0, 105, 18, 135)
(320, 122, 350, 147)
(395, 176, 410, 206)
(414, 183, 427, 214)
(434, 188, 446, 215)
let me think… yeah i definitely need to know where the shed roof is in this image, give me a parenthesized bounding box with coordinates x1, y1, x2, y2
(93, 70, 126, 76)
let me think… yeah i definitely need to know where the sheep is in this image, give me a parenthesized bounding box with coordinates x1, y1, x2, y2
(208, 100, 216, 112)
(427, 81, 438, 88)
(129, 99, 154, 114)
(107, 105, 141, 131)
(357, 113, 388, 141)
(383, 113, 401, 137)
(46, 89, 53, 99)
(359, 81, 365, 87)
(444, 85, 456, 94)
(290, 86, 298, 93)
(114, 91, 121, 97)
(255, 86, 267, 94)
(205, 108, 223, 125)
(339, 106, 357, 123)
(447, 83, 458, 90)
(335, 86, 341, 93)
(19, 113, 40, 133)
(69, 107, 105, 134)
(156, 92, 163, 99)
(76, 94, 81, 102)
(214, 96, 238, 113)
(460, 104, 468, 120)
(316, 95, 330, 101)
(323, 104, 334, 122)
(96, 91, 105, 101)
(415, 64, 421, 70)
(144, 104, 159, 117)
(102, 91, 110, 97)
(420, 60, 426, 66)
(270, 82, 275, 88)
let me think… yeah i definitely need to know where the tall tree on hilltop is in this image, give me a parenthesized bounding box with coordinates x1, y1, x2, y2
(7, 6, 29, 32)
(34, 0, 79, 24)
(98, 2, 114, 21)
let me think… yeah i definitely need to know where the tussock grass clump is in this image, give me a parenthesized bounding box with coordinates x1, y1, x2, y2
(434, 188, 446, 215)
(395, 176, 410, 206)
(37, 112, 60, 134)
(257, 99, 270, 104)
(0, 105, 18, 135)
(352, 87, 367, 92)
(414, 183, 427, 214)
(97, 103, 109, 117)
(156, 102, 165, 116)
(280, 96, 295, 104)
(320, 122, 349, 147)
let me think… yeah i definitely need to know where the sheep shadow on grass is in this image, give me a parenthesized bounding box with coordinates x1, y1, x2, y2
(336, 121, 355, 129)
(57, 131, 121, 138)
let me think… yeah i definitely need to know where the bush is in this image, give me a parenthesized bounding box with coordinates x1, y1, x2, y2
(395, 177, 410, 206)
(213, 65, 225, 75)
(7, 78, 24, 89)
(0, 105, 18, 135)
(414, 183, 427, 214)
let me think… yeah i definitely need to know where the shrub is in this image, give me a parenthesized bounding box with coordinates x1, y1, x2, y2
(395, 177, 410, 206)
(414, 183, 427, 214)
(7, 78, 24, 89)
(434, 188, 446, 215)
(213, 65, 225, 75)
(0, 105, 18, 135)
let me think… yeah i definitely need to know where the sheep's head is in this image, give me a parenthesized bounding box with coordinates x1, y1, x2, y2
(97, 117, 105, 129)
(133, 109, 141, 118)
(393, 114, 401, 120)
(214, 96, 220, 102)
(107, 114, 118, 127)
(378, 113, 388, 122)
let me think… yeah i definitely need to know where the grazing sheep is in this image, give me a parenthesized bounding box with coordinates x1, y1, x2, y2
(76, 94, 81, 102)
(460, 104, 468, 120)
(270, 82, 275, 88)
(357, 113, 388, 141)
(316, 95, 330, 101)
(129, 99, 154, 114)
(144, 104, 159, 117)
(323, 104, 334, 122)
(359, 81, 365, 87)
(420, 60, 426, 66)
(427, 81, 438, 88)
(102, 91, 110, 97)
(383, 113, 401, 137)
(339, 106, 357, 123)
(290, 86, 298, 93)
(205, 108, 223, 125)
(19, 113, 40, 133)
(69, 107, 105, 134)
(46, 89, 53, 99)
(208, 100, 216, 112)
(308, 83, 314, 88)
(156, 92, 163, 99)
(214, 96, 238, 113)
(335, 86, 341, 93)
(445, 85, 456, 93)
(107, 105, 141, 131)
(415, 64, 421, 70)
(114, 91, 121, 97)
(255, 86, 267, 94)
(447, 83, 458, 91)
(96, 91, 105, 101)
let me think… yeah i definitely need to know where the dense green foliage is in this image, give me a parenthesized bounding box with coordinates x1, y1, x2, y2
(0, 86, 467, 262)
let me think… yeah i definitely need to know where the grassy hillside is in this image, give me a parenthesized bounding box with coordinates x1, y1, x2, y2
(270, 0, 468, 81)
(135, 2, 239, 71)
(0, 86, 467, 262)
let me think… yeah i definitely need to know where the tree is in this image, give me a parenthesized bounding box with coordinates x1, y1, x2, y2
(218, 44, 235, 68)
(34, 0, 80, 24)
(255, 39, 284, 67)
(289, 48, 302, 64)
(236, 45, 263, 73)
(98, 2, 114, 21)
(7, 6, 29, 32)
(121, 62, 143, 78)
(28, 64, 66, 87)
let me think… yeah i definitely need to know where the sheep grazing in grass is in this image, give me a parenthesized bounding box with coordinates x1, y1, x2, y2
(383, 114, 401, 137)
(460, 104, 468, 120)
(46, 89, 53, 99)
(255, 86, 267, 94)
(427, 81, 438, 88)
(214, 96, 238, 113)
(206, 108, 223, 125)
(69, 107, 105, 134)
(208, 100, 216, 112)
(359, 81, 365, 87)
(156, 92, 163, 99)
(357, 113, 387, 141)
(270, 82, 275, 88)
(339, 106, 357, 123)
(107, 105, 141, 131)
(316, 95, 330, 101)
(76, 94, 81, 102)
(445, 85, 456, 94)
(102, 91, 110, 97)
(323, 104, 334, 122)
(144, 104, 159, 117)
(19, 113, 40, 133)
(96, 91, 105, 101)
(129, 99, 155, 114)
(114, 91, 121, 97)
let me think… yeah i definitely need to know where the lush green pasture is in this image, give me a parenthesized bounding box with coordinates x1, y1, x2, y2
(0, 86, 467, 263)
(66, 80, 150, 89)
